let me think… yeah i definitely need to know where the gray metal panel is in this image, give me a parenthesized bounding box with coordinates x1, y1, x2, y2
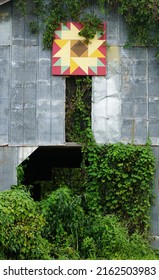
(0, 147, 17, 191)
(0, 46, 10, 83)
(107, 11, 120, 45)
(0, 2, 11, 45)
(0, 146, 38, 191)
(92, 13, 159, 146)
(0, 46, 10, 144)
(51, 76, 65, 143)
(8, 1, 65, 146)
(12, 15, 25, 44)
(92, 46, 121, 144)
(10, 105, 24, 145)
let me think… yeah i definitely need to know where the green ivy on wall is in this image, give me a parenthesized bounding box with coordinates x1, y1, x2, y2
(15, 0, 159, 53)
(108, 0, 159, 49)
(84, 141, 155, 234)
(15, 0, 104, 48)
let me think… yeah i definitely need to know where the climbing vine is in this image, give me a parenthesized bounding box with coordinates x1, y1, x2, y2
(65, 76, 155, 235)
(108, 0, 159, 48)
(15, 0, 159, 52)
(84, 141, 155, 234)
(66, 76, 92, 143)
(15, 0, 104, 48)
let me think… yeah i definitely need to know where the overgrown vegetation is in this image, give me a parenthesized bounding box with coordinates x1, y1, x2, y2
(14, 0, 159, 53)
(84, 142, 155, 234)
(1, 1, 159, 259)
(66, 76, 92, 142)
(1, 76, 156, 260)
(15, 0, 104, 48)
(0, 186, 51, 259)
(0, 185, 157, 260)
(40, 187, 157, 260)
(66, 77, 156, 235)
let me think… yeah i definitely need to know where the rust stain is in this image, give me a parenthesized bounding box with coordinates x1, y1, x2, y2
(107, 46, 120, 62)
(0, 12, 9, 20)
(131, 119, 135, 142)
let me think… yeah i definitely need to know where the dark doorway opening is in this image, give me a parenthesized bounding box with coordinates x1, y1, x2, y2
(21, 144, 82, 200)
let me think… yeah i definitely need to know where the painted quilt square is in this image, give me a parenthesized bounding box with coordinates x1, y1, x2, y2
(52, 22, 106, 76)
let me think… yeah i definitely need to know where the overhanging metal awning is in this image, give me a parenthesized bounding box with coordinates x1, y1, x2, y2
(0, 0, 10, 5)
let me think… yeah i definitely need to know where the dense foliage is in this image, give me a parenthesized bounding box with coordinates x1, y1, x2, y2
(41, 187, 158, 259)
(40, 142, 155, 236)
(0, 185, 157, 260)
(109, 0, 159, 48)
(84, 142, 155, 234)
(0, 186, 51, 259)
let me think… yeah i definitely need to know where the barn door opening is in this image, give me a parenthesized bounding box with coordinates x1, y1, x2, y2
(65, 76, 92, 142)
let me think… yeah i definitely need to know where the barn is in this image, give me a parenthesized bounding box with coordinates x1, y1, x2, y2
(1, 0, 159, 247)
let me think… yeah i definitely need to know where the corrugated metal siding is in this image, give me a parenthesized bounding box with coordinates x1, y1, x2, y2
(92, 12, 159, 145)
(0, 1, 65, 146)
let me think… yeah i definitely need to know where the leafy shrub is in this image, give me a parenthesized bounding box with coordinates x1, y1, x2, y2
(41, 186, 84, 259)
(0, 187, 51, 259)
(1, 186, 157, 260)
(40, 186, 157, 260)
(128, 233, 157, 260)
(81, 215, 157, 260)
(39, 168, 86, 199)
(0, 251, 6, 260)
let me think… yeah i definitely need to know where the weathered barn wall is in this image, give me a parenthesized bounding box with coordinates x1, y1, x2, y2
(0, 1, 65, 189)
(92, 12, 159, 145)
(0, 2, 65, 147)
(1, 1, 159, 247)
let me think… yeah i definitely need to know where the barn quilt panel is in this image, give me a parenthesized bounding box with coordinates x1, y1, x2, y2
(52, 22, 106, 76)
